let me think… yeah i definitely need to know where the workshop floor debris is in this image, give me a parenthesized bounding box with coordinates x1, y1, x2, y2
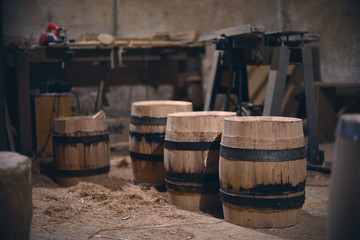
(30, 150, 329, 240)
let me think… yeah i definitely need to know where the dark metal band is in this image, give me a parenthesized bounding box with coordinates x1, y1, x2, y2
(337, 115, 360, 142)
(220, 145, 306, 162)
(165, 179, 219, 194)
(164, 140, 221, 151)
(53, 134, 109, 146)
(166, 172, 219, 184)
(220, 190, 305, 209)
(56, 165, 110, 178)
(130, 115, 167, 126)
(221, 180, 306, 196)
(129, 131, 165, 144)
(129, 151, 164, 162)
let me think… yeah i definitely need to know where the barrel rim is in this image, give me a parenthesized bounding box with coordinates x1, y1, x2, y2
(223, 116, 302, 123)
(167, 111, 236, 117)
(132, 100, 192, 107)
(54, 116, 103, 121)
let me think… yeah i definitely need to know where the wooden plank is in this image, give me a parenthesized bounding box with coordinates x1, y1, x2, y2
(34, 94, 72, 155)
(199, 25, 252, 42)
(314, 82, 360, 88)
(315, 83, 360, 142)
(128, 40, 189, 47)
(199, 25, 265, 42)
(263, 47, 291, 116)
(247, 65, 270, 103)
(302, 48, 321, 164)
(170, 30, 198, 43)
(281, 65, 301, 116)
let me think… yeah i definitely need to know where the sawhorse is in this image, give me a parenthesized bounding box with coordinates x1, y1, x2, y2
(201, 27, 324, 165)
(263, 46, 324, 165)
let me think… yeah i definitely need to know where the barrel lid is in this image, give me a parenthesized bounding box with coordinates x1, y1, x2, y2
(337, 114, 360, 141)
(167, 111, 236, 117)
(223, 116, 302, 123)
(132, 100, 192, 107)
(131, 100, 193, 118)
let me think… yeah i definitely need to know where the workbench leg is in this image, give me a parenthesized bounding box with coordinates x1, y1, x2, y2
(302, 48, 322, 165)
(15, 52, 33, 156)
(204, 51, 223, 111)
(223, 63, 234, 111)
(262, 47, 291, 116)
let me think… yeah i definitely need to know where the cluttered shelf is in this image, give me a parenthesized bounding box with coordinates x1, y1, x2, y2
(7, 31, 205, 65)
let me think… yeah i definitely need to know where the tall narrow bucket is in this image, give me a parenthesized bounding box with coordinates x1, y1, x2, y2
(164, 111, 236, 210)
(129, 100, 192, 186)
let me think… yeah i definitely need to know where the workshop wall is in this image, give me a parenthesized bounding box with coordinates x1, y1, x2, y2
(3, 0, 360, 83)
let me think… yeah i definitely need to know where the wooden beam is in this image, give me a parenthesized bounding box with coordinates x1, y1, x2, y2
(15, 52, 33, 155)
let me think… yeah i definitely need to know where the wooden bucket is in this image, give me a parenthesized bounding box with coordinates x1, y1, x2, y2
(0, 152, 32, 240)
(53, 115, 110, 186)
(219, 116, 306, 228)
(328, 114, 360, 240)
(164, 111, 236, 210)
(129, 100, 193, 186)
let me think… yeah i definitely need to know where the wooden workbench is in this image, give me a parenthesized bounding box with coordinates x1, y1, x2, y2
(6, 42, 205, 155)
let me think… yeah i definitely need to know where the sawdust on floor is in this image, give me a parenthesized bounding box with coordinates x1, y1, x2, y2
(30, 154, 329, 240)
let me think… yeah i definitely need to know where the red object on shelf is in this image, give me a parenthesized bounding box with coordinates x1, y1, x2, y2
(38, 22, 65, 46)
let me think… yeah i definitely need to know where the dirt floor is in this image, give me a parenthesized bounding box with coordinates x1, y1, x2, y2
(30, 146, 330, 240)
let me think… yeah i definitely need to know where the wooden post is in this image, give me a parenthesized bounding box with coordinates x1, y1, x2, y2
(15, 51, 33, 156)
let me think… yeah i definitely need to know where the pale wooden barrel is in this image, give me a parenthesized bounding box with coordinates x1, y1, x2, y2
(328, 114, 360, 240)
(0, 152, 32, 240)
(129, 100, 193, 186)
(164, 111, 236, 210)
(53, 115, 110, 186)
(219, 116, 306, 228)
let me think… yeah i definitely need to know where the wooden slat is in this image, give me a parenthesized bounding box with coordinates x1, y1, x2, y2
(247, 65, 270, 104)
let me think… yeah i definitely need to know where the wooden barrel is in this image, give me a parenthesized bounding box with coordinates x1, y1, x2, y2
(219, 116, 306, 228)
(53, 115, 110, 186)
(0, 152, 32, 240)
(328, 114, 360, 240)
(164, 111, 236, 210)
(129, 100, 193, 186)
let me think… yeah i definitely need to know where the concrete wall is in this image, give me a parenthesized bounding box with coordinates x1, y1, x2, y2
(3, 0, 360, 83)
